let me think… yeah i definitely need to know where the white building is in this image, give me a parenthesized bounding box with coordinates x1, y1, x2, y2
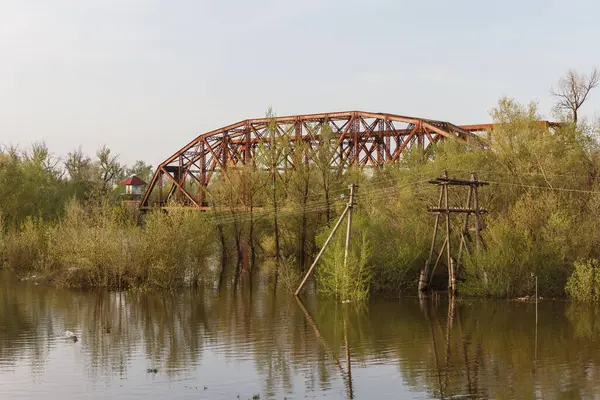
(120, 175, 147, 197)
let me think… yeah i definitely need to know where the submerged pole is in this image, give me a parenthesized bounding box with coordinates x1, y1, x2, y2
(343, 184, 357, 270)
(295, 205, 349, 296)
(295, 184, 357, 296)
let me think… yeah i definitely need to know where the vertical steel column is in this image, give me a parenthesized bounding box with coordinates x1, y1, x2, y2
(178, 155, 183, 202)
(243, 121, 251, 165)
(353, 114, 360, 166)
(377, 119, 384, 166)
(197, 141, 206, 205)
(222, 134, 229, 169)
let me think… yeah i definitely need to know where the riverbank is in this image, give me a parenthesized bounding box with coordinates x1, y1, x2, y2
(3, 99, 600, 301)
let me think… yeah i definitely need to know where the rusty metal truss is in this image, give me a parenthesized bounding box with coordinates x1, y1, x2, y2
(140, 111, 490, 210)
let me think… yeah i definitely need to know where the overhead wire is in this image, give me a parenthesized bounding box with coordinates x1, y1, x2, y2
(151, 168, 600, 227)
(200, 178, 432, 226)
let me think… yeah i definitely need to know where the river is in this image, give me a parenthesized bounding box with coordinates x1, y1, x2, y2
(1, 271, 599, 399)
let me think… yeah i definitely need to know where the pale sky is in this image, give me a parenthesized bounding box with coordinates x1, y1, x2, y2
(1, 0, 599, 166)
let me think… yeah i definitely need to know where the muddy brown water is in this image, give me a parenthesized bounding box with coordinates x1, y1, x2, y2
(1, 271, 599, 399)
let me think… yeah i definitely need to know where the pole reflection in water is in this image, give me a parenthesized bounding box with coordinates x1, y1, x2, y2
(426, 297, 445, 398)
(425, 295, 484, 400)
(1, 271, 600, 399)
(343, 313, 354, 400)
(295, 296, 354, 399)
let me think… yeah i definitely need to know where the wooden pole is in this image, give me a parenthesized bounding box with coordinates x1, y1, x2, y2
(295, 200, 350, 296)
(457, 177, 474, 265)
(473, 173, 481, 251)
(443, 171, 455, 295)
(422, 171, 488, 295)
(429, 237, 448, 287)
(420, 185, 444, 292)
(343, 184, 357, 270)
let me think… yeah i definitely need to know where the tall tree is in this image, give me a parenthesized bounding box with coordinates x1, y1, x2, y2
(256, 108, 287, 263)
(550, 68, 599, 124)
(96, 145, 123, 195)
(312, 123, 343, 224)
(237, 165, 268, 270)
(286, 138, 315, 269)
(64, 147, 95, 200)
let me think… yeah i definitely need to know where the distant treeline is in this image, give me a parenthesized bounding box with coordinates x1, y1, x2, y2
(0, 143, 153, 227)
(2, 97, 600, 301)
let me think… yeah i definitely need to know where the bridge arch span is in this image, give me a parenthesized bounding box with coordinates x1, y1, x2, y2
(140, 110, 488, 209)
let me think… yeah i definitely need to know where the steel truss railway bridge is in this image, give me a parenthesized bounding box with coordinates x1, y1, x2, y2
(139, 110, 545, 210)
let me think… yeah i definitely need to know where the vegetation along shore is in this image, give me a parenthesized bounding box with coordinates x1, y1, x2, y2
(2, 70, 600, 303)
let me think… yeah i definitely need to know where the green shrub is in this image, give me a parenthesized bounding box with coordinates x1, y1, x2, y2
(316, 227, 372, 300)
(2, 200, 216, 290)
(3, 217, 49, 274)
(135, 209, 215, 289)
(47, 200, 134, 288)
(565, 259, 600, 302)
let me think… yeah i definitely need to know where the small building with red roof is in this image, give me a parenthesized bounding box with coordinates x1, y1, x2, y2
(121, 175, 147, 197)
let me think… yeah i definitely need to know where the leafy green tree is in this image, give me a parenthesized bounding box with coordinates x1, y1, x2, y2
(64, 147, 95, 200)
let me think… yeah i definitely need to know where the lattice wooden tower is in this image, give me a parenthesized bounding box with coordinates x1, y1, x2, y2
(418, 171, 488, 294)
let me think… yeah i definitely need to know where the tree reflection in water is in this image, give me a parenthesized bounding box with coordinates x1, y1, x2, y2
(1, 272, 600, 399)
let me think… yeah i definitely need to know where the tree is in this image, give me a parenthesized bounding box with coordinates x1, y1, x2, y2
(312, 123, 343, 223)
(237, 165, 268, 269)
(212, 173, 244, 260)
(126, 160, 153, 183)
(255, 108, 287, 264)
(23, 142, 62, 177)
(285, 138, 316, 269)
(96, 146, 123, 195)
(65, 147, 94, 182)
(550, 68, 599, 125)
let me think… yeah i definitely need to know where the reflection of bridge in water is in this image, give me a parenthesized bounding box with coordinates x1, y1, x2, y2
(140, 111, 493, 210)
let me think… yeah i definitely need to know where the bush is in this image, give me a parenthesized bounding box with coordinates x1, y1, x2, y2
(316, 225, 372, 301)
(460, 193, 575, 298)
(2, 200, 216, 290)
(566, 259, 600, 302)
(3, 217, 49, 274)
(136, 209, 215, 288)
(47, 200, 136, 288)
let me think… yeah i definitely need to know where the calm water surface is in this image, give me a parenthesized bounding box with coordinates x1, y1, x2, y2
(1, 272, 600, 399)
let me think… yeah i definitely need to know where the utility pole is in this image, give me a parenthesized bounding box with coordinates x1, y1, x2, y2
(344, 184, 357, 270)
(419, 171, 488, 295)
(295, 184, 358, 296)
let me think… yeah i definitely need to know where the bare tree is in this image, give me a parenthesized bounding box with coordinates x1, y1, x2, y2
(550, 68, 599, 124)
(65, 147, 93, 182)
(96, 145, 123, 194)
